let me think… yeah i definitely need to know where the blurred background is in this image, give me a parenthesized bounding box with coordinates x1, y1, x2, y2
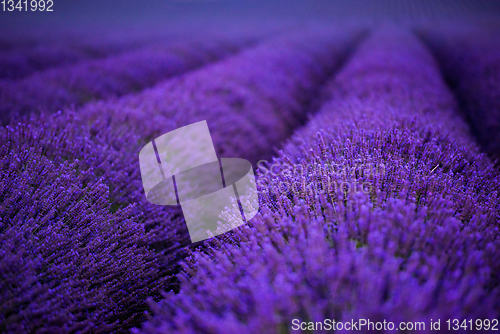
(2, 0, 500, 45)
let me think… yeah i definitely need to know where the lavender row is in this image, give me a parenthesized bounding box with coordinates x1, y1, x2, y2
(0, 36, 255, 125)
(54, 26, 363, 242)
(0, 24, 195, 80)
(0, 27, 364, 333)
(0, 39, 143, 81)
(81, 27, 364, 164)
(137, 27, 500, 333)
(418, 23, 500, 163)
(78, 25, 364, 251)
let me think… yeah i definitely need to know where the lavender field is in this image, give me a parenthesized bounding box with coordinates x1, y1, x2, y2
(1, 1, 500, 333)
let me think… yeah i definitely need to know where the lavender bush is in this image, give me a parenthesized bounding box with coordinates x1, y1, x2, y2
(418, 23, 500, 163)
(0, 142, 166, 333)
(1, 27, 364, 333)
(0, 36, 254, 125)
(137, 27, 500, 333)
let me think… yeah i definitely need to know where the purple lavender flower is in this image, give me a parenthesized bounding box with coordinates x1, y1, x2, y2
(136, 27, 500, 334)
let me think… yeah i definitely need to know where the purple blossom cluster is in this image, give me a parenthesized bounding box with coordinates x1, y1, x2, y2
(137, 27, 500, 333)
(0, 142, 165, 333)
(0, 36, 254, 125)
(1, 28, 364, 333)
(418, 22, 500, 163)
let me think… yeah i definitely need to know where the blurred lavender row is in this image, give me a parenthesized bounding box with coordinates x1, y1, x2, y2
(0, 23, 195, 80)
(0, 20, 245, 80)
(419, 22, 500, 163)
(137, 27, 500, 333)
(0, 27, 364, 333)
(0, 35, 257, 125)
(0, 39, 145, 81)
(81, 26, 365, 164)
